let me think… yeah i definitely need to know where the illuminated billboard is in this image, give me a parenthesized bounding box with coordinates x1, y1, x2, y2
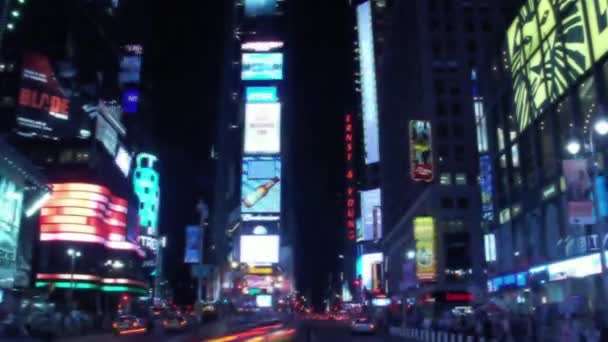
(244, 103, 281, 154)
(114, 146, 132, 177)
(242, 53, 283, 81)
(360, 189, 381, 241)
(246, 87, 278, 103)
(241, 156, 281, 214)
(244, 0, 277, 17)
(357, 1, 380, 165)
(414, 217, 436, 281)
(240, 235, 280, 264)
(133, 153, 160, 235)
(361, 253, 383, 291)
(241, 220, 279, 235)
(507, 0, 608, 131)
(0, 176, 24, 289)
(409, 120, 433, 182)
(39, 183, 141, 256)
(184, 225, 202, 264)
(479, 155, 494, 222)
(119, 55, 142, 85)
(17, 52, 73, 137)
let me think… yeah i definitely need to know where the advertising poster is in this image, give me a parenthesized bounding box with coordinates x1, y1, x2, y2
(244, 103, 281, 154)
(357, 1, 380, 165)
(119, 55, 142, 85)
(361, 253, 383, 291)
(563, 159, 595, 224)
(479, 155, 494, 222)
(0, 176, 24, 289)
(360, 189, 382, 241)
(184, 225, 202, 264)
(410, 120, 433, 182)
(242, 53, 283, 81)
(122, 88, 139, 113)
(17, 52, 71, 136)
(244, 0, 277, 17)
(414, 217, 436, 281)
(241, 156, 281, 214)
(240, 235, 280, 264)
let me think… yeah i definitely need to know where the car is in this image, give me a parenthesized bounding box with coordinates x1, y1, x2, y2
(350, 317, 376, 334)
(162, 314, 188, 332)
(112, 315, 147, 336)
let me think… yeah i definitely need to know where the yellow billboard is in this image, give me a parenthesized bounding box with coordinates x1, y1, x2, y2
(585, 0, 608, 62)
(414, 217, 436, 282)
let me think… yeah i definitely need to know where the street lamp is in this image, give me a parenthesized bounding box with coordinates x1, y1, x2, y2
(406, 250, 416, 260)
(67, 248, 81, 301)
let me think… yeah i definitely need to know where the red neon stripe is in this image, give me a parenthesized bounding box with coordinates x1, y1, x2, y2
(110, 195, 128, 207)
(40, 224, 102, 235)
(41, 207, 102, 218)
(44, 199, 107, 211)
(102, 278, 148, 287)
(50, 191, 109, 203)
(37, 273, 101, 281)
(40, 215, 105, 227)
(52, 183, 111, 196)
(40, 232, 106, 244)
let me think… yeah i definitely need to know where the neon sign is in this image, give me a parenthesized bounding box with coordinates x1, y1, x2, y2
(133, 153, 160, 236)
(345, 113, 356, 240)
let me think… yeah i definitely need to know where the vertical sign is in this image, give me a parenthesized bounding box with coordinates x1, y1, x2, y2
(345, 113, 356, 241)
(184, 225, 203, 264)
(409, 120, 433, 182)
(414, 217, 436, 281)
(479, 155, 494, 222)
(563, 159, 595, 224)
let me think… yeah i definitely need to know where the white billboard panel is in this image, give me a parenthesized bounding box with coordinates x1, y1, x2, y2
(240, 235, 280, 264)
(357, 1, 380, 164)
(244, 103, 281, 154)
(360, 188, 382, 241)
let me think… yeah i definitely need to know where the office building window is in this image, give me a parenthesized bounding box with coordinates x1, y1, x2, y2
(75, 151, 90, 163)
(452, 102, 462, 116)
(438, 123, 449, 138)
(458, 197, 469, 209)
(497, 127, 505, 151)
(440, 173, 452, 185)
(437, 101, 448, 116)
(511, 144, 520, 168)
(455, 173, 467, 185)
(438, 145, 449, 162)
(441, 197, 454, 209)
(500, 154, 507, 168)
(454, 145, 465, 162)
(453, 123, 465, 138)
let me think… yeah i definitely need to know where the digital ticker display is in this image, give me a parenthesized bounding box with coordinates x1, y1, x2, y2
(242, 53, 283, 81)
(241, 156, 281, 214)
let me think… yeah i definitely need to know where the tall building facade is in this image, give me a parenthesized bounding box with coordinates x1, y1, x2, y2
(210, 0, 292, 304)
(480, 0, 608, 312)
(0, 0, 158, 310)
(373, 0, 519, 302)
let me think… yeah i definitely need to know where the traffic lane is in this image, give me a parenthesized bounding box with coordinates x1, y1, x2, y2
(295, 321, 408, 342)
(54, 319, 230, 342)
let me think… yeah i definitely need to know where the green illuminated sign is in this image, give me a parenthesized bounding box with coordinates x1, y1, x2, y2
(133, 153, 160, 235)
(36, 282, 147, 294)
(0, 176, 24, 289)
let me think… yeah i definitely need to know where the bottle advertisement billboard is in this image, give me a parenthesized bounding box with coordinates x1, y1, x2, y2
(241, 156, 281, 214)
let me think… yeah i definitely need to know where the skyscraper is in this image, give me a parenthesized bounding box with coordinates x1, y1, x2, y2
(371, 0, 519, 298)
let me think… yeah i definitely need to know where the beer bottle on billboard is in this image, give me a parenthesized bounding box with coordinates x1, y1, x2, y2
(242, 177, 280, 208)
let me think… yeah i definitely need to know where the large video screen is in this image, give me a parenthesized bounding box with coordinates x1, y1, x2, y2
(0, 176, 24, 289)
(361, 253, 383, 291)
(244, 103, 281, 154)
(242, 53, 283, 81)
(246, 87, 278, 103)
(244, 0, 277, 17)
(16, 52, 72, 137)
(357, 1, 380, 165)
(241, 156, 281, 214)
(240, 235, 280, 264)
(360, 189, 382, 241)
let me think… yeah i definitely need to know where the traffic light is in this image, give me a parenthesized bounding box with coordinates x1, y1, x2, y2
(122, 294, 130, 301)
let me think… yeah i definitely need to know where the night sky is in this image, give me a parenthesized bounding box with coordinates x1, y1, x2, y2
(17, 0, 354, 305)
